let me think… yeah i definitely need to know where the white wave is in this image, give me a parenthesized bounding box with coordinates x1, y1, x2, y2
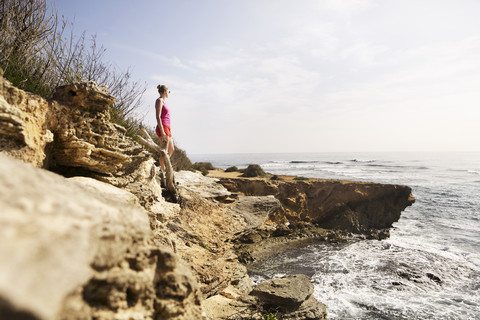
(350, 159, 376, 163)
(309, 240, 480, 319)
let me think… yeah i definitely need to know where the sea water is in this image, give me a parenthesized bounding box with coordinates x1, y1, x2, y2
(190, 152, 480, 319)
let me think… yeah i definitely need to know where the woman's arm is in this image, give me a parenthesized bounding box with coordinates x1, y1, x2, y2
(155, 98, 167, 139)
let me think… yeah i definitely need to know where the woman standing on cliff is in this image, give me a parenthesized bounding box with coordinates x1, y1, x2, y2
(155, 85, 174, 172)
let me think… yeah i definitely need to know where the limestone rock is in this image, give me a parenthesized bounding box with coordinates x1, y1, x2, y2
(171, 187, 251, 297)
(69, 176, 140, 205)
(51, 83, 148, 175)
(0, 95, 23, 137)
(53, 81, 115, 112)
(0, 75, 54, 167)
(0, 75, 151, 178)
(176, 170, 231, 200)
(282, 295, 328, 320)
(0, 155, 202, 320)
(219, 177, 415, 234)
(0, 75, 165, 213)
(202, 294, 263, 320)
(250, 274, 314, 309)
(203, 274, 327, 320)
(228, 195, 283, 228)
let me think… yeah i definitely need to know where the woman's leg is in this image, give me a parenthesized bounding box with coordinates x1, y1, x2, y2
(167, 138, 175, 157)
(159, 156, 165, 171)
(159, 138, 174, 171)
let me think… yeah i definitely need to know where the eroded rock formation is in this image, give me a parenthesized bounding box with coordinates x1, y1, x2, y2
(0, 154, 202, 320)
(51, 82, 148, 176)
(1, 74, 150, 177)
(0, 72, 54, 167)
(203, 274, 327, 320)
(0, 75, 163, 206)
(251, 274, 327, 320)
(219, 176, 415, 234)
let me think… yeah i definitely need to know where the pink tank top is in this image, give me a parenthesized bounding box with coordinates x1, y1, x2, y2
(157, 98, 171, 127)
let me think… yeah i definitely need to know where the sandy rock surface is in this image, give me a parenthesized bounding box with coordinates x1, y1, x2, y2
(176, 170, 232, 199)
(0, 155, 202, 320)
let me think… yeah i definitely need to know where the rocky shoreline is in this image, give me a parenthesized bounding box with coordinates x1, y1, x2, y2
(0, 74, 414, 319)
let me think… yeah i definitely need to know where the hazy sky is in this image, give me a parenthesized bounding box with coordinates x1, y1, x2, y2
(55, 0, 480, 154)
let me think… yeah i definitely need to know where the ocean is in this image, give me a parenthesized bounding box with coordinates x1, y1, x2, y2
(190, 152, 480, 320)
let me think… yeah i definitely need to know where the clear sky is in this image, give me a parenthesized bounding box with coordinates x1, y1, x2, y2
(54, 0, 480, 154)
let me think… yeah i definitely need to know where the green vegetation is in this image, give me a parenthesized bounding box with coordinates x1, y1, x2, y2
(241, 164, 267, 177)
(199, 242, 209, 249)
(225, 166, 239, 172)
(192, 162, 215, 175)
(263, 313, 277, 320)
(185, 233, 210, 249)
(294, 176, 309, 181)
(171, 147, 193, 172)
(192, 162, 215, 170)
(0, 0, 193, 171)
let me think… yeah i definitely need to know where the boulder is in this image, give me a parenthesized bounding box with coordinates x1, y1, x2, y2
(0, 75, 54, 167)
(250, 274, 314, 309)
(282, 295, 328, 320)
(228, 195, 283, 228)
(0, 74, 150, 176)
(176, 170, 231, 200)
(51, 82, 149, 176)
(53, 81, 115, 112)
(202, 274, 327, 320)
(202, 294, 263, 320)
(0, 155, 202, 320)
(244, 274, 327, 320)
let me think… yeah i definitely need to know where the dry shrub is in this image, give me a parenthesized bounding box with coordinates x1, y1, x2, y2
(192, 162, 215, 175)
(241, 164, 266, 177)
(0, 0, 145, 135)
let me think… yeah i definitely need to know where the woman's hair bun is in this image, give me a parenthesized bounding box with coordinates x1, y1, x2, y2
(157, 84, 168, 94)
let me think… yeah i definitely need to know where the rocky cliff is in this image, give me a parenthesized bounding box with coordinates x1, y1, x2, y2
(0, 73, 413, 320)
(218, 175, 414, 235)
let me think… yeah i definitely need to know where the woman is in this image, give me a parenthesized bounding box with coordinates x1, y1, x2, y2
(155, 84, 174, 172)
